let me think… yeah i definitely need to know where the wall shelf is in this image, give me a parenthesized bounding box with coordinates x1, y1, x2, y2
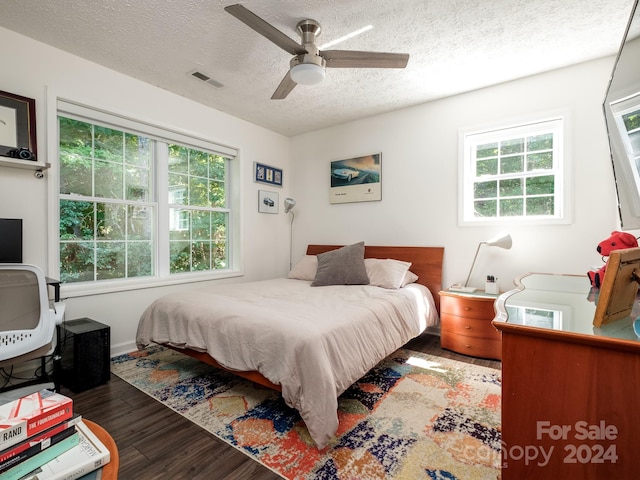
(0, 156, 50, 175)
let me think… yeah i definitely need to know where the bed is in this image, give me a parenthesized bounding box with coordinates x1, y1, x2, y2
(136, 244, 444, 448)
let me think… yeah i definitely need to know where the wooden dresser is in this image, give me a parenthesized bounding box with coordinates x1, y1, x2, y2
(493, 273, 640, 479)
(439, 290, 501, 360)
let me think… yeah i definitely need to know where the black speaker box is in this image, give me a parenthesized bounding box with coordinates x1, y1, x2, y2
(57, 318, 110, 393)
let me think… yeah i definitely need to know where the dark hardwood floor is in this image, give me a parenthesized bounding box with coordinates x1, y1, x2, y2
(59, 334, 500, 480)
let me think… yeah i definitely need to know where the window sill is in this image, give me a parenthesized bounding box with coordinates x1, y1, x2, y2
(59, 269, 244, 299)
(459, 216, 570, 227)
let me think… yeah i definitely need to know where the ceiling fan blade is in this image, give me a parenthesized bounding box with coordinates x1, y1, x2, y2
(271, 71, 297, 99)
(225, 4, 306, 56)
(322, 50, 409, 69)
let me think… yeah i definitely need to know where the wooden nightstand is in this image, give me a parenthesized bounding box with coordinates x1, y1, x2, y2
(439, 290, 501, 360)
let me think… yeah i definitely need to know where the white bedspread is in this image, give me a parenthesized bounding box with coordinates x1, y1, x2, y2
(136, 278, 437, 448)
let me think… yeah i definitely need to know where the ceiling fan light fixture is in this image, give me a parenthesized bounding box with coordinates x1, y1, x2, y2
(290, 63, 325, 85)
(225, 5, 409, 99)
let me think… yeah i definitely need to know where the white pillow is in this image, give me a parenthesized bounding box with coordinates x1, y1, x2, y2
(365, 258, 412, 289)
(287, 255, 318, 281)
(401, 270, 419, 287)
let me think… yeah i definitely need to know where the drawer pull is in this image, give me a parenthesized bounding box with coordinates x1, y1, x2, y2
(464, 307, 472, 311)
(465, 344, 471, 348)
(464, 325, 472, 329)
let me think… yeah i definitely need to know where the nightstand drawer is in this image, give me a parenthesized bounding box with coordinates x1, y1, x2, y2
(440, 314, 499, 339)
(441, 330, 501, 360)
(440, 294, 496, 319)
(438, 290, 502, 360)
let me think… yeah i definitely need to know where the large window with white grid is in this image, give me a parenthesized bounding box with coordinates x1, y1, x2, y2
(56, 101, 238, 288)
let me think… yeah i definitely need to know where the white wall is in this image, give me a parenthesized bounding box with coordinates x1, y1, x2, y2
(0, 27, 293, 354)
(1, 25, 632, 356)
(289, 58, 626, 294)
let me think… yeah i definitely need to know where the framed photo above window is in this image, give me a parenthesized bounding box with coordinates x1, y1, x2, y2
(0, 90, 37, 161)
(330, 153, 382, 204)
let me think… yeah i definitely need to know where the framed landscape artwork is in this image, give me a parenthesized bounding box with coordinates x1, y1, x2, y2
(329, 153, 381, 204)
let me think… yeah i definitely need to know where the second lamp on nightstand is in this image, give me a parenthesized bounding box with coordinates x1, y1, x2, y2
(439, 290, 501, 360)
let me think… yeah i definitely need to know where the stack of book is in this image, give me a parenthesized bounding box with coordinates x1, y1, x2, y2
(0, 389, 110, 480)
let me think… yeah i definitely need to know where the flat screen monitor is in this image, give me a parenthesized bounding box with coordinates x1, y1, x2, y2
(0, 218, 23, 263)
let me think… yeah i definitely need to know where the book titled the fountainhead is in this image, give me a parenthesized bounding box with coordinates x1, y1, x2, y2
(0, 390, 73, 452)
(0, 415, 82, 473)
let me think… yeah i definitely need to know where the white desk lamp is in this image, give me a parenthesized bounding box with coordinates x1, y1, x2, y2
(451, 232, 512, 292)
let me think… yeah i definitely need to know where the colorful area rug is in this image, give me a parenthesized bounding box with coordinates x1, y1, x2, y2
(112, 346, 501, 479)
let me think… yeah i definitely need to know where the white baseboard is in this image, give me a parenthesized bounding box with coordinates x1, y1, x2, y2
(110, 340, 139, 358)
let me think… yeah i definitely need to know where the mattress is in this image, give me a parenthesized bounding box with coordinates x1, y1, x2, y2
(136, 277, 437, 448)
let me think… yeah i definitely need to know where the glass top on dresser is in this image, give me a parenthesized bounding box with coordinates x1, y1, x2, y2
(495, 273, 640, 342)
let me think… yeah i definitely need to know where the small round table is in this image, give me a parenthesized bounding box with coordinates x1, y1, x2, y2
(84, 420, 119, 480)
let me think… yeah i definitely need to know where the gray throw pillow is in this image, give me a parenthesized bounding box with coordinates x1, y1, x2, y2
(311, 242, 370, 286)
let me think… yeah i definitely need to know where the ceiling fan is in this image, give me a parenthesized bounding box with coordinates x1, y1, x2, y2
(224, 4, 410, 99)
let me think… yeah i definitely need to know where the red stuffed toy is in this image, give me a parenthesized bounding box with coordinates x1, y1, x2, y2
(587, 231, 638, 288)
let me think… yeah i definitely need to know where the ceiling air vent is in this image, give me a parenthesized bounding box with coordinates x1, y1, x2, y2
(189, 70, 224, 88)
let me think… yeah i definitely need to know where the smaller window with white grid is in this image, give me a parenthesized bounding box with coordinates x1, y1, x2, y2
(460, 117, 566, 225)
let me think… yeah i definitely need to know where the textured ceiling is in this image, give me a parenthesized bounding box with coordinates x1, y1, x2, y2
(0, 0, 634, 136)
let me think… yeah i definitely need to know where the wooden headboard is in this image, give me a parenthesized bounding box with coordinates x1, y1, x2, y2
(306, 245, 444, 312)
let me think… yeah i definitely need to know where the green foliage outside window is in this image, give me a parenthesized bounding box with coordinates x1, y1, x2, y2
(167, 145, 228, 274)
(623, 110, 640, 131)
(471, 131, 556, 218)
(623, 110, 640, 157)
(59, 116, 229, 283)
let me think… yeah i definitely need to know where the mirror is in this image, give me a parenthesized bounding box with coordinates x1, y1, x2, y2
(604, 0, 640, 229)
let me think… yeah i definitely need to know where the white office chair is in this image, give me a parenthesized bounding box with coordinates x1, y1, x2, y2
(0, 264, 65, 402)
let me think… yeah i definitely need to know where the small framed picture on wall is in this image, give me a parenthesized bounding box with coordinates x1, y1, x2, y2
(258, 190, 279, 214)
(255, 162, 283, 187)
